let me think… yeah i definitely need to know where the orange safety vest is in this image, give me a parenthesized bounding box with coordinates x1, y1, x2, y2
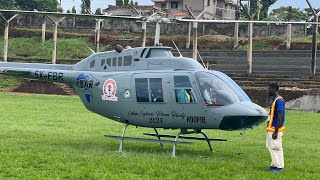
(266, 96, 286, 132)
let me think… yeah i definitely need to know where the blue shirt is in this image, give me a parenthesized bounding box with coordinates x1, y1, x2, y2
(271, 96, 286, 127)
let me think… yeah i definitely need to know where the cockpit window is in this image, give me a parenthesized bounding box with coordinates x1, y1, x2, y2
(195, 71, 240, 106)
(174, 76, 196, 103)
(146, 49, 173, 58)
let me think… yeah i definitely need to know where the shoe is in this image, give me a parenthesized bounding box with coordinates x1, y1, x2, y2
(273, 168, 283, 173)
(265, 166, 276, 171)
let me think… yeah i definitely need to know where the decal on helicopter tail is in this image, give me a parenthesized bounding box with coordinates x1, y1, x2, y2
(102, 79, 118, 101)
(76, 73, 94, 103)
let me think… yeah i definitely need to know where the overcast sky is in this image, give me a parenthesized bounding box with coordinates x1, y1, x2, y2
(61, 0, 320, 13)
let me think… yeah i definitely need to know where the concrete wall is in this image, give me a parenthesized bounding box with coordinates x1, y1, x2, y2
(9, 15, 309, 38)
(240, 24, 307, 38)
(244, 88, 309, 108)
(286, 94, 320, 112)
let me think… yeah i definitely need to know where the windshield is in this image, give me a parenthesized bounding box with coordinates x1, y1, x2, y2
(195, 71, 241, 106)
(146, 49, 173, 58)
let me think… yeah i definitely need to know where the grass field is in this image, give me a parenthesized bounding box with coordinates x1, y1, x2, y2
(0, 36, 98, 60)
(0, 93, 319, 179)
(0, 75, 23, 91)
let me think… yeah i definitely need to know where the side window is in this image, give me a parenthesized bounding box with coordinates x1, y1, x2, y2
(106, 58, 112, 66)
(174, 76, 196, 103)
(118, 57, 123, 66)
(136, 78, 149, 102)
(149, 78, 163, 102)
(135, 78, 164, 103)
(112, 57, 117, 66)
(101, 59, 105, 67)
(123, 55, 132, 66)
(90, 60, 95, 68)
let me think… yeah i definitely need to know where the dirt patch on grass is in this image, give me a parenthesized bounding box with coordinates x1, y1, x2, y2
(10, 80, 76, 95)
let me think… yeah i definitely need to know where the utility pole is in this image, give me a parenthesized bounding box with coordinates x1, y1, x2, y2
(192, 22, 198, 59)
(186, 5, 207, 60)
(141, 22, 147, 47)
(133, 7, 146, 47)
(95, 19, 105, 52)
(306, 0, 319, 78)
(185, 6, 196, 50)
(240, 0, 254, 75)
(286, 6, 292, 50)
(234, 0, 240, 49)
(42, 15, 46, 43)
(47, 16, 66, 64)
(186, 22, 192, 49)
(0, 13, 18, 62)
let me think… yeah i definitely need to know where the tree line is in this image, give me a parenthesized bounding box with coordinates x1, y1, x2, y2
(0, 0, 58, 12)
(0, 0, 318, 22)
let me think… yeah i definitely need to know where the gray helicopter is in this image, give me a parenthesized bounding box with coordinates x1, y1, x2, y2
(0, 44, 268, 156)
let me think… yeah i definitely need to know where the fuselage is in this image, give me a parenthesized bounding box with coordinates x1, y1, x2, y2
(71, 46, 268, 130)
(0, 46, 268, 130)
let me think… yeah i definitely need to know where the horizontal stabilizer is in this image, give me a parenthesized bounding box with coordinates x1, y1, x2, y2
(143, 133, 227, 141)
(104, 135, 193, 144)
(4, 70, 31, 76)
(0, 63, 77, 85)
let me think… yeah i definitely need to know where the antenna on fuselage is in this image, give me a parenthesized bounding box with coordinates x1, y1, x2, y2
(172, 40, 182, 57)
(197, 51, 207, 69)
(85, 44, 95, 54)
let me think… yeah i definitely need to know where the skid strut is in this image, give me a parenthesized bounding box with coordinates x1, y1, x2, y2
(107, 125, 223, 157)
(119, 124, 129, 152)
(154, 128, 164, 148)
(172, 130, 214, 157)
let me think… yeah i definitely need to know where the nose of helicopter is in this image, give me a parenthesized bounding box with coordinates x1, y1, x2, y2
(219, 101, 268, 130)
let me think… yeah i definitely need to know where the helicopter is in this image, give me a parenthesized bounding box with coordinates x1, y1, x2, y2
(0, 44, 268, 156)
(3, 9, 302, 157)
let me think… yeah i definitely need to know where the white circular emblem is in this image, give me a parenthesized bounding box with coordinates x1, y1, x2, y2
(124, 89, 131, 98)
(102, 79, 118, 101)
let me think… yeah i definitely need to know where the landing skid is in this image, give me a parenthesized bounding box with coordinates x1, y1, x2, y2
(143, 132, 227, 157)
(104, 124, 227, 157)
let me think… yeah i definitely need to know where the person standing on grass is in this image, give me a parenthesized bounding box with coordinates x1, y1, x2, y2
(265, 83, 286, 173)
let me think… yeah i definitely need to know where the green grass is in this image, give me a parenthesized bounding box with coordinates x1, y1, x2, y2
(293, 34, 320, 43)
(0, 75, 23, 90)
(0, 36, 94, 60)
(0, 93, 320, 179)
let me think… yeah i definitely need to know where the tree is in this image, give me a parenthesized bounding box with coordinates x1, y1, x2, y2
(15, 0, 58, 11)
(0, 0, 18, 9)
(95, 8, 102, 15)
(304, 8, 320, 21)
(81, 0, 91, 14)
(116, 0, 123, 7)
(129, 0, 134, 7)
(57, 5, 63, 13)
(240, 0, 278, 20)
(134, 1, 138, 6)
(268, 6, 309, 21)
(72, 6, 76, 13)
(124, 0, 129, 6)
(259, 0, 278, 20)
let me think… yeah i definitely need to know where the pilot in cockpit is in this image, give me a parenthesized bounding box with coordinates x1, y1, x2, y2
(200, 80, 237, 106)
(200, 81, 219, 106)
